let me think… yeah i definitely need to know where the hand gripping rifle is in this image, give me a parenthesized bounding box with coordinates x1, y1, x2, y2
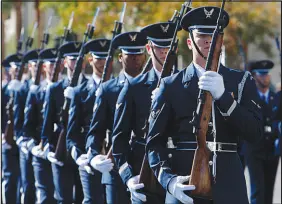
(141, 10, 180, 75)
(188, 0, 227, 199)
(101, 2, 126, 83)
(54, 8, 100, 162)
(51, 12, 75, 83)
(4, 24, 37, 146)
(138, 1, 192, 200)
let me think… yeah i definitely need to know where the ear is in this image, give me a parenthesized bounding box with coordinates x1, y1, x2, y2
(118, 53, 123, 63)
(145, 43, 151, 55)
(187, 38, 193, 50)
(88, 56, 93, 63)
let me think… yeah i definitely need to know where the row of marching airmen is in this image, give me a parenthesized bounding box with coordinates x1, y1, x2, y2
(2, 2, 280, 204)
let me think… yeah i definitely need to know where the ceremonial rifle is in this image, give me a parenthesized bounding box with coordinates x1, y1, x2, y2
(138, 1, 192, 199)
(188, 0, 227, 199)
(38, 12, 75, 151)
(54, 8, 100, 162)
(4, 24, 37, 146)
(34, 16, 52, 86)
(51, 12, 75, 83)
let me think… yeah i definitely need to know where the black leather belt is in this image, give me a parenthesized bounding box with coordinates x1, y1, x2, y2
(171, 141, 237, 153)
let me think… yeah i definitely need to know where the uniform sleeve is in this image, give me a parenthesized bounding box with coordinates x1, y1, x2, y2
(215, 73, 263, 143)
(22, 91, 37, 139)
(112, 81, 135, 184)
(13, 87, 28, 139)
(85, 85, 107, 161)
(41, 86, 56, 150)
(66, 88, 83, 161)
(146, 79, 177, 191)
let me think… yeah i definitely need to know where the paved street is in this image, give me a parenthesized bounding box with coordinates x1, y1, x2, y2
(245, 158, 281, 204)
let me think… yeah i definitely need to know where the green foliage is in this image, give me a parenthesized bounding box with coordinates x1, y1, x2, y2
(38, 2, 281, 69)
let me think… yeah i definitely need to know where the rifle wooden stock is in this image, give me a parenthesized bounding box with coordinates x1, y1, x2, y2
(4, 98, 15, 145)
(188, 24, 224, 199)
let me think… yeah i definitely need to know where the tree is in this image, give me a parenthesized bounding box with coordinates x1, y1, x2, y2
(39, 2, 280, 69)
(2, 2, 13, 60)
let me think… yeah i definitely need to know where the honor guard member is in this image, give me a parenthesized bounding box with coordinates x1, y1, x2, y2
(246, 60, 279, 204)
(26, 48, 58, 204)
(111, 22, 177, 203)
(16, 49, 41, 204)
(145, 7, 263, 204)
(66, 38, 111, 204)
(86, 32, 147, 204)
(1, 54, 22, 204)
(41, 41, 85, 204)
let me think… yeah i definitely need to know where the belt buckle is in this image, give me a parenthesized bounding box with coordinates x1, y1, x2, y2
(218, 143, 222, 152)
(207, 142, 216, 152)
(264, 126, 272, 133)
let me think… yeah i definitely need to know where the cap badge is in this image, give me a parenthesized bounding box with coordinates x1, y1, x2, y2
(99, 40, 107, 48)
(51, 49, 57, 55)
(74, 42, 81, 49)
(160, 24, 169, 33)
(204, 8, 214, 18)
(129, 34, 137, 42)
(262, 62, 267, 67)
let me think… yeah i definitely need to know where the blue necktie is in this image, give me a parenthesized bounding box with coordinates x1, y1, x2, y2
(261, 95, 267, 104)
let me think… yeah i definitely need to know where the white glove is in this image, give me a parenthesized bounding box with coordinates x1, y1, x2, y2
(198, 71, 225, 100)
(151, 88, 160, 101)
(64, 87, 75, 99)
(30, 84, 39, 93)
(76, 154, 90, 167)
(46, 82, 54, 90)
(31, 145, 44, 158)
(126, 175, 146, 202)
(90, 154, 114, 173)
(168, 176, 195, 204)
(7, 79, 23, 91)
(2, 138, 12, 149)
(47, 152, 64, 166)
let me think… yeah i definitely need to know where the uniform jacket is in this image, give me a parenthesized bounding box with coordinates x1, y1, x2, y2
(112, 68, 161, 185)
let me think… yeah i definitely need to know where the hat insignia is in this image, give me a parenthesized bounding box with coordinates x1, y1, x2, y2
(262, 62, 267, 67)
(74, 42, 81, 49)
(160, 24, 169, 33)
(99, 40, 107, 48)
(204, 8, 214, 18)
(129, 34, 137, 42)
(51, 49, 57, 55)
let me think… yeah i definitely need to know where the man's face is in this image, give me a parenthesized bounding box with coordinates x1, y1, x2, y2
(187, 31, 212, 58)
(91, 56, 106, 78)
(43, 61, 55, 80)
(119, 53, 146, 77)
(8, 64, 18, 79)
(28, 61, 37, 79)
(253, 73, 271, 89)
(64, 56, 76, 72)
(146, 43, 169, 70)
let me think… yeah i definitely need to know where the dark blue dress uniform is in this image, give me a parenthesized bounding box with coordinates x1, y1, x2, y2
(23, 48, 58, 204)
(66, 38, 111, 204)
(111, 24, 177, 203)
(40, 41, 86, 204)
(1, 54, 23, 204)
(85, 32, 148, 204)
(245, 60, 279, 204)
(146, 63, 262, 204)
(16, 49, 41, 204)
(145, 7, 263, 204)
